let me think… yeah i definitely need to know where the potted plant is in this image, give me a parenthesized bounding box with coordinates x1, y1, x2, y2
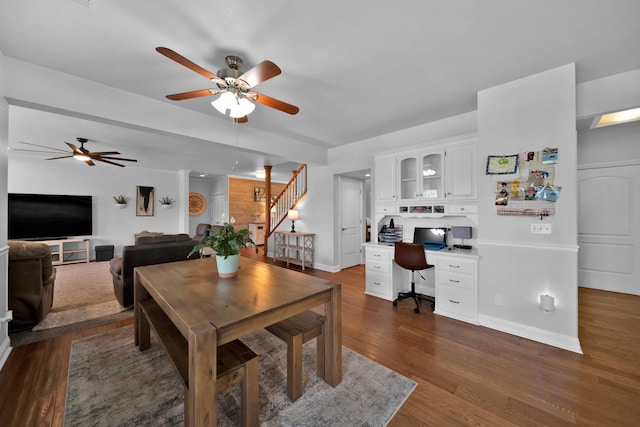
(159, 196, 175, 208)
(113, 194, 129, 208)
(188, 215, 258, 278)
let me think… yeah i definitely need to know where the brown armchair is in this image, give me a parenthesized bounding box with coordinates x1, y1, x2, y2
(8, 240, 57, 331)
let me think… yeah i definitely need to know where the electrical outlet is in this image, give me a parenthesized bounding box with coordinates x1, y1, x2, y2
(530, 223, 552, 234)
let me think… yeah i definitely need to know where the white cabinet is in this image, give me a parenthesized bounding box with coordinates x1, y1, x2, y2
(433, 254, 478, 324)
(248, 223, 265, 245)
(364, 244, 394, 300)
(374, 156, 396, 202)
(372, 135, 478, 221)
(364, 243, 479, 325)
(445, 142, 477, 201)
(397, 150, 444, 202)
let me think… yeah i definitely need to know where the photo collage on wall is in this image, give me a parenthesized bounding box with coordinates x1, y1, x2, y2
(486, 148, 560, 217)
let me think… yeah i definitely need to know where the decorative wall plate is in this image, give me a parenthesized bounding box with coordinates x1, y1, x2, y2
(189, 192, 206, 216)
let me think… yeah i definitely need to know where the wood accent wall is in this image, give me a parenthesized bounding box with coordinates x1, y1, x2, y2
(229, 177, 286, 231)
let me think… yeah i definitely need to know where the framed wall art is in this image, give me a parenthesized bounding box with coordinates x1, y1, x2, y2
(136, 186, 154, 216)
(486, 154, 519, 175)
(189, 192, 206, 216)
(254, 187, 266, 202)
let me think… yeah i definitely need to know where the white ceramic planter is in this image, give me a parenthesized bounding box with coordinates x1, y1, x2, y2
(216, 254, 240, 278)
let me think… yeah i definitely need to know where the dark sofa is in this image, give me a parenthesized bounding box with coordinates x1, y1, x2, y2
(109, 233, 199, 307)
(8, 240, 57, 331)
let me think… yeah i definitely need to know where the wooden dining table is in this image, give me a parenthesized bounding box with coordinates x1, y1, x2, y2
(133, 257, 342, 427)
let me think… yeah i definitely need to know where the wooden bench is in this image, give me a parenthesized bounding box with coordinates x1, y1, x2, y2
(266, 310, 325, 401)
(139, 298, 259, 426)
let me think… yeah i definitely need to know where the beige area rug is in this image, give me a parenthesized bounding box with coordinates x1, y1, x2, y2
(32, 261, 126, 331)
(10, 261, 133, 347)
(65, 326, 416, 426)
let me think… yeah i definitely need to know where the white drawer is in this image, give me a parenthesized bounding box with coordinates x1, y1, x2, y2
(436, 285, 474, 316)
(438, 258, 474, 275)
(448, 204, 478, 214)
(365, 271, 392, 299)
(366, 247, 391, 263)
(375, 203, 397, 214)
(438, 271, 473, 290)
(367, 259, 389, 274)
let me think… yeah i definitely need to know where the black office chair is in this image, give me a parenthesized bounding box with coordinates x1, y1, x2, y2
(393, 242, 435, 313)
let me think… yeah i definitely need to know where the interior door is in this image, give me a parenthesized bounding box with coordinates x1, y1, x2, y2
(339, 177, 363, 269)
(211, 194, 226, 225)
(578, 164, 640, 295)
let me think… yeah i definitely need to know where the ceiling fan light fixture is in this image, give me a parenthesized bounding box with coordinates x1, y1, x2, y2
(213, 91, 255, 118)
(238, 97, 255, 115)
(211, 91, 236, 114)
(73, 154, 91, 161)
(229, 104, 245, 118)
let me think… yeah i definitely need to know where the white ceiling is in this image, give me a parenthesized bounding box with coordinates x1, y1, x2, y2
(2, 0, 639, 179)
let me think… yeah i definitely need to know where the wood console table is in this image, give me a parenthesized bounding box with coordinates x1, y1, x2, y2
(134, 257, 342, 426)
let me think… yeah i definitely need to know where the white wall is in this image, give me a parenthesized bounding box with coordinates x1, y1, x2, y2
(576, 67, 640, 166)
(578, 120, 640, 166)
(0, 49, 12, 368)
(188, 177, 213, 236)
(8, 155, 184, 258)
(477, 64, 581, 353)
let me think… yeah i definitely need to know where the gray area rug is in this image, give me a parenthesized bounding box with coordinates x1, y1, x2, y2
(65, 326, 416, 426)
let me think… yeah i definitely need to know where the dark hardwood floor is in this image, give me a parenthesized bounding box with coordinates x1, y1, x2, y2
(1, 250, 639, 426)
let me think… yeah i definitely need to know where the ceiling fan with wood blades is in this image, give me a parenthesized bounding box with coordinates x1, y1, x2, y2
(17, 138, 137, 167)
(156, 47, 299, 123)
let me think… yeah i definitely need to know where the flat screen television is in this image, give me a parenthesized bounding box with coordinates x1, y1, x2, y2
(8, 193, 93, 240)
(413, 227, 447, 246)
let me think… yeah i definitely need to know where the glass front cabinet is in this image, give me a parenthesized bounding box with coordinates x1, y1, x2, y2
(398, 150, 444, 202)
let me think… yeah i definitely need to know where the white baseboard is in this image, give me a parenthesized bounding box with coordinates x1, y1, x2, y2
(265, 250, 341, 273)
(479, 314, 583, 354)
(0, 336, 12, 370)
(314, 263, 341, 273)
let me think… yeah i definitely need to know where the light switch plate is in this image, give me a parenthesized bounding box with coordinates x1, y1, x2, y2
(530, 223, 552, 234)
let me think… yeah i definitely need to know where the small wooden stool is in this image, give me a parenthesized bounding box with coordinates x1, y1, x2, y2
(266, 310, 325, 401)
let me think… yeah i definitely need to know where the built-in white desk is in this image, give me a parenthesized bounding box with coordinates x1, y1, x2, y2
(363, 242, 479, 325)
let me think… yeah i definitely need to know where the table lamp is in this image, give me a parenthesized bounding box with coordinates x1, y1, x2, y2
(288, 210, 299, 233)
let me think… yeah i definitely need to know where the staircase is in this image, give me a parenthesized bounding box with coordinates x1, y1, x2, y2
(264, 164, 307, 254)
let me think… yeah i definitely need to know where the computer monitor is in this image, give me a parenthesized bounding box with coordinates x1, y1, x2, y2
(452, 226, 472, 249)
(413, 227, 447, 245)
(452, 226, 472, 239)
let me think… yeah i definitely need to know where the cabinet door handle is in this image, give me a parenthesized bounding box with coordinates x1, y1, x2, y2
(449, 299, 460, 304)
(374, 253, 381, 257)
(449, 279, 460, 283)
(449, 264, 460, 268)
(373, 281, 381, 286)
(374, 265, 381, 269)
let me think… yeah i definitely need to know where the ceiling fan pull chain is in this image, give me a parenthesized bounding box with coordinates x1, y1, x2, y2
(231, 119, 239, 171)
